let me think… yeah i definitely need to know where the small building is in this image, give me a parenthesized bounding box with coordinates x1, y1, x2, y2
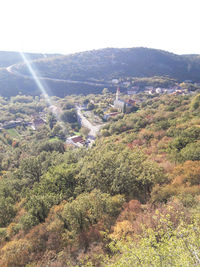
(148, 89, 155, 95)
(66, 135, 85, 148)
(112, 79, 119, 84)
(32, 117, 45, 129)
(127, 86, 139, 95)
(125, 99, 136, 106)
(184, 80, 193, 83)
(123, 82, 131, 87)
(174, 90, 183, 95)
(125, 99, 137, 113)
(3, 120, 22, 129)
(155, 87, 162, 94)
(103, 112, 120, 121)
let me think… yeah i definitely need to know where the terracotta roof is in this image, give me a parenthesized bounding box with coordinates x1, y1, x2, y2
(71, 136, 85, 144)
(109, 112, 120, 116)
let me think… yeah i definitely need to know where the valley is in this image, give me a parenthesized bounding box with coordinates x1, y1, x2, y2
(0, 48, 200, 266)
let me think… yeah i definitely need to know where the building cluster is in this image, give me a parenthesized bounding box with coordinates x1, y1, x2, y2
(111, 77, 198, 96)
(103, 88, 137, 120)
(114, 87, 136, 113)
(146, 86, 185, 95)
(0, 112, 46, 132)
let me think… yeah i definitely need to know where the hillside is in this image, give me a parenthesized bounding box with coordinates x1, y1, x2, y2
(0, 92, 200, 265)
(14, 47, 200, 82)
(1, 47, 200, 97)
(0, 51, 58, 68)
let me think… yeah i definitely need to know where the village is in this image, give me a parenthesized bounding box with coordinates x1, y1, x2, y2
(0, 80, 199, 150)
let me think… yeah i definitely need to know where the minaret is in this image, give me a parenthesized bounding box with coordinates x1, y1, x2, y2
(116, 87, 120, 101)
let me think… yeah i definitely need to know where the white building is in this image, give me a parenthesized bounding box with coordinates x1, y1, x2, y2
(112, 79, 119, 84)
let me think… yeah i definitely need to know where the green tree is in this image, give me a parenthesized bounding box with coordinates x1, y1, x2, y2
(190, 94, 200, 110)
(61, 109, 77, 123)
(180, 142, 200, 161)
(47, 112, 57, 130)
(61, 190, 124, 234)
(0, 197, 16, 227)
(80, 126, 90, 137)
(77, 144, 164, 201)
(36, 163, 77, 199)
(25, 194, 60, 223)
(18, 156, 43, 183)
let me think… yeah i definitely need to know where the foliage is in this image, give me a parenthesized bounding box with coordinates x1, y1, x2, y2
(2, 48, 200, 97)
(106, 217, 200, 266)
(0, 92, 200, 265)
(60, 109, 77, 123)
(77, 143, 164, 201)
(105, 199, 200, 267)
(0, 197, 16, 227)
(61, 190, 124, 235)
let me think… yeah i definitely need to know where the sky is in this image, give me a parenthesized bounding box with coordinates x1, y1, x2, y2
(0, 0, 200, 55)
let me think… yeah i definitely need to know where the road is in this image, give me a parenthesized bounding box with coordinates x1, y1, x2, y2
(76, 106, 105, 141)
(7, 61, 107, 144)
(6, 64, 113, 87)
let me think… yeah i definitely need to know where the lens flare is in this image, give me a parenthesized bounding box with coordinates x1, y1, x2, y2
(20, 52, 67, 134)
(19, 52, 52, 105)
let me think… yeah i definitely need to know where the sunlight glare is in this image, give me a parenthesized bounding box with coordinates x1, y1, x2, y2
(20, 52, 67, 134)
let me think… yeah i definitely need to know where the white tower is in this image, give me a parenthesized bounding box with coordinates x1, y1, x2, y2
(116, 87, 120, 101)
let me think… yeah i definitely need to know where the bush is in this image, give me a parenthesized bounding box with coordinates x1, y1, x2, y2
(0, 197, 16, 227)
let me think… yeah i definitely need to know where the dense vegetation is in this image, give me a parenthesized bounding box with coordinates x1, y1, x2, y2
(0, 91, 200, 266)
(15, 48, 200, 82)
(1, 48, 200, 97)
(0, 51, 57, 68)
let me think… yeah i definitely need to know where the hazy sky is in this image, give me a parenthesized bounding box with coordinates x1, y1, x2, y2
(1, 0, 200, 55)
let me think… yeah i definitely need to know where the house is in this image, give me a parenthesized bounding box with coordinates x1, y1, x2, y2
(112, 79, 119, 84)
(155, 87, 162, 94)
(184, 80, 193, 83)
(123, 82, 131, 87)
(127, 86, 139, 95)
(125, 99, 137, 113)
(66, 135, 85, 147)
(32, 117, 45, 129)
(125, 99, 136, 105)
(173, 90, 183, 95)
(148, 89, 155, 95)
(103, 112, 120, 121)
(3, 120, 22, 129)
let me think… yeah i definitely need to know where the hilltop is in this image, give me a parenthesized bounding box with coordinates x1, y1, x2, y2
(0, 51, 58, 68)
(15, 47, 200, 82)
(1, 47, 200, 96)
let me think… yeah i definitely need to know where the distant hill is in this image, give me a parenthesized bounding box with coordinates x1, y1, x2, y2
(1, 47, 200, 97)
(0, 51, 58, 68)
(14, 48, 200, 82)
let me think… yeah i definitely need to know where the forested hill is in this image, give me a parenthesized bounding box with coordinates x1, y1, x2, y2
(0, 51, 58, 68)
(14, 47, 200, 82)
(1, 47, 200, 97)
